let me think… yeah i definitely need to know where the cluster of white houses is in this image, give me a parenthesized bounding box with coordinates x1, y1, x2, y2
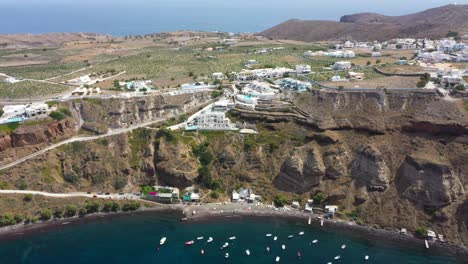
(144, 186, 201, 204)
(235, 67, 294, 81)
(304, 50, 356, 58)
(231, 188, 262, 203)
(0, 103, 49, 124)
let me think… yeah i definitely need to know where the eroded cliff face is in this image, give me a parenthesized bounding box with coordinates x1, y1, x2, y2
(0, 90, 467, 245)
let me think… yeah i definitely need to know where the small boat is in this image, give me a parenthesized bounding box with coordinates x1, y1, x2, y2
(197, 236, 204, 240)
(425, 239, 429, 249)
(160, 237, 167, 245)
(185, 240, 195, 246)
(299, 231, 304, 236)
(275, 256, 280, 262)
(222, 242, 229, 249)
(281, 244, 285, 250)
(308, 216, 311, 225)
(229, 236, 236, 240)
(266, 234, 272, 237)
(225, 253, 229, 259)
(266, 246, 270, 252)
(246, 249, 250, 256)
(201, 249, 205, 255)
(341, 244, 346, 249)
(365, 255, 369, 260)
(297, 251, 302, 258)
(312, 239, 318, 244)
(207, 237, 213, 243)
(273, 236, 278, 241)
(334, 255, 341, 260)
(321, 219, 324, 226)
(288, 235, 294, 239)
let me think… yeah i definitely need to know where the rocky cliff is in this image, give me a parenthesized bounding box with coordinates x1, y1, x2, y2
(0, 89, 467, 245)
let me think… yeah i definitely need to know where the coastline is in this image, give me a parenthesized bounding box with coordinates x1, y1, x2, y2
(1, 202, 467, 263)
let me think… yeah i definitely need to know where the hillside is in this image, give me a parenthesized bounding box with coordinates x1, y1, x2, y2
(260, 4, 468, 41)
(0, 33, 112, 50)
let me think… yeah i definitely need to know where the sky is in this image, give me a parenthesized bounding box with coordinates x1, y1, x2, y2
(0, 0, 467, 35)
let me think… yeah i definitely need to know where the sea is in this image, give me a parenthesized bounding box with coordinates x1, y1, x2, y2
(0, 1, 459, 36)
(0, 212, 462, 264)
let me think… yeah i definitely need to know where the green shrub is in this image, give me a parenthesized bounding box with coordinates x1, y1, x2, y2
(78, 207, 87, 217)
(114, 176, 127, 190)
(64, 172, 79, 184)
(23, 194, 33, 202)
(65, 205, 77, 217)
(53, 208, 63, 219)
(39, 209, 52, 221)
(49, 111, 66, 121)
(140, 185, 154, 195)
(313, 192, 326, 205)
(85, 201, 100, 214)
(103, 202, 120, 212)
(198, 165, 212, 188)
(415, 226, 428, 238)
(122, 201, 140, 211)
(210, 191, 219, 199)
(91, 174, 105, 184)
(17, 181, 28, 190)
(14, 214, 24, 223)
(273, 195, 287, 207)
(0, 213, 17, 227)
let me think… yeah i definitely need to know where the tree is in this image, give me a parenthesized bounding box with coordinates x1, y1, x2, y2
(210, 192, 219, 199)
(366, 61, 371, 66)
(198, 166, 212, 188)
(64, 172, 79, 184)
(415, 226, 428, 238)
(313, 192, 325, 205)
(273, 195, 287, 207)
(49, 111, 66, 121)
(376, 59, 381, 64)
(65, 205, 77, 217)
(0, 213, 16, 227)
(17, 181, 28, 190)
(78, 207, 87, 217)
(454, 84, 466, 91)
(447, 31, 459, 38)
(39, 209, 52, 221)
(114, 176, 127, 190)
(113, 80, 121, 89)
(140, 185, 154, 195)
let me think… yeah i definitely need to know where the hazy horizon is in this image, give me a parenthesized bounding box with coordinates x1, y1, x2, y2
(1, 0, 467, 35)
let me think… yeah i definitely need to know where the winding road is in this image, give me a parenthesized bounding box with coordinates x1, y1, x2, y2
(0, 189, 140, 200)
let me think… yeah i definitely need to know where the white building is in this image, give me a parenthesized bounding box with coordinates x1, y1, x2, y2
(296, 64, 311, 74)
(0, 103, 49, 124)
(347, 72, 365, 81)
(371, 52, 381, 57)
(277, 78, 311, 92)
(181, 82, 217, 90)
(343, 40, 355, 49)
(212, 72, 224, 79)
(241, 81, 277, 100)
(332, 61, 352, 70)
(235, 67, 293, 81)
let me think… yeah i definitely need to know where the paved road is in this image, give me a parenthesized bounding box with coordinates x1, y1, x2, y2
(0, 189, 140, 200)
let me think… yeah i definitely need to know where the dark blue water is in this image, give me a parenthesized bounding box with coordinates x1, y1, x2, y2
(0, 1, 460, 35)
(0, 213, 462, 264)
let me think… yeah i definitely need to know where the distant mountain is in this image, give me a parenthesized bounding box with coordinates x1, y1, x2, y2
(0, 33, 112, 50)
(260, 5, 468, 41)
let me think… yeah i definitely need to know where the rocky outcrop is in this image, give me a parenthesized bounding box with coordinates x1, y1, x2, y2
(275, 143, 325, 193)
(9, 118, 76, 148)
(154, 138, 200, 188)
(396, 154, 465, 207)
(351, 146, 390, 191)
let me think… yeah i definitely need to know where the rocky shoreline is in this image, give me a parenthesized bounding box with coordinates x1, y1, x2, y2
(0, 202, 467, 263)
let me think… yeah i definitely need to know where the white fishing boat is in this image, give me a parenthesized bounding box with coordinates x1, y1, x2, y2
(229, 236, 236, 240)
(425, 239, 429, 249)
(341, 244, 346, 249)
(160, 237, 167, 245)
(275, 256, 280, 262)
(312, 239, 318, 244)
(266, 234, 272, 237)
(266, 246, 270, 252)
(281, 244, 285, 250)
(197, 236, 204, 240)
(334, 255, 341, 260)
(299, 231, 304, 236)
(246, 249, 251, 256)
(273, 236, 278, 241)
(308, 216, 311, 225)
(225, 253, 229, 259)
(321, 219, 324, 226)
(221, 242, 229, 249)
(288, 235, 294, 239)
(365, 255, 369, 260)
(207, 237, 213, 243)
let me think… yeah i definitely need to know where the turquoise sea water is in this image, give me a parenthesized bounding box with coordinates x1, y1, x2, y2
(0, 213, 462, 264)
